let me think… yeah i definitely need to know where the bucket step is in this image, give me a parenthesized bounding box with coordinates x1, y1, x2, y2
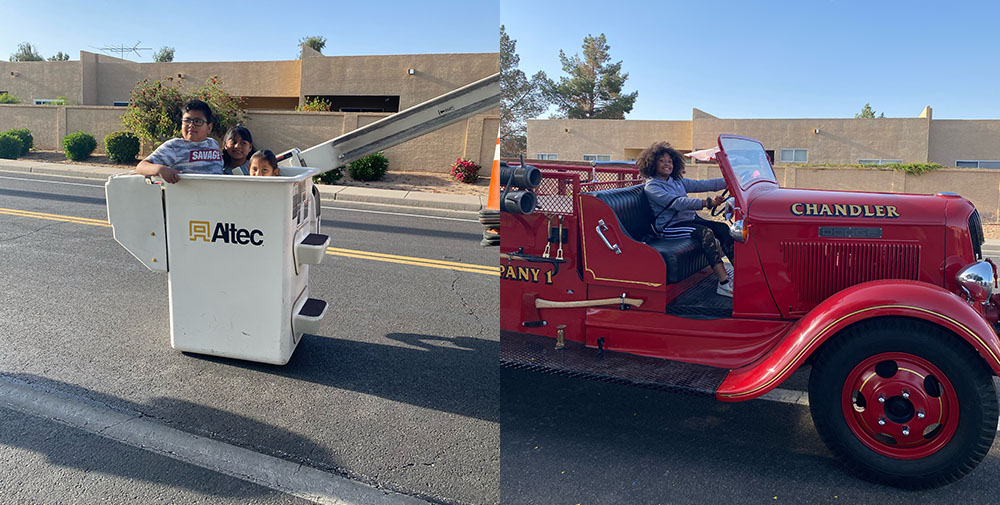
(295, 233, 330, 265)
(293, 298, 328, 335)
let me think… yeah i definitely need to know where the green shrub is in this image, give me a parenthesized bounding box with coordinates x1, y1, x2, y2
(104, 131, 140, 163)
(297, 97, 332, 112)
(0, 133, 23, 159)
(5, 128, 32, 156)
(62, 131, 97, 161)
(347, 152, 389, 181)
(122, 76, 247, 144)
(0, 92, 21, 104)
(886, 162, 944, 176)
(313, 166, 344, 185)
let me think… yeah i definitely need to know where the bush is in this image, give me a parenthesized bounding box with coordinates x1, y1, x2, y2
(104, 131, 140, 163)
(450, 157, 481, 183)
(0, 133, 23, 159)
(187, 76, 248, 139)
(5, 128, 32, 156)
(62, 131, 97, 161)
(297, 97, 333, 112)
(0, 92, 21, 104)
(122, 76, 247, 144)
(347, 152, 389, 181)
(886, 162, 944, 176)
(313, 166, 344, 185)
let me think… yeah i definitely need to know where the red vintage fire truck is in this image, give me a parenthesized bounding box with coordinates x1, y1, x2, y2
(500, 135, 1000, 488)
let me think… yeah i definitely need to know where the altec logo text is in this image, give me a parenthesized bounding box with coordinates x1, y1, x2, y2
(189, 221, 264, 246)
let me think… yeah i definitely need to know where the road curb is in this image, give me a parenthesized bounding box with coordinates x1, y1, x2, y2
(0, 160, 485, 212)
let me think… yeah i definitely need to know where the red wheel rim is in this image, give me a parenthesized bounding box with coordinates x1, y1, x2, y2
(841, 352, 959, 459)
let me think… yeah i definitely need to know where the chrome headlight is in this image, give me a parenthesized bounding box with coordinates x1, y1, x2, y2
(956, 261, 994, 302)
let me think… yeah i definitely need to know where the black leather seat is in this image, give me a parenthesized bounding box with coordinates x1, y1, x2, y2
(591, 184, 709, 284)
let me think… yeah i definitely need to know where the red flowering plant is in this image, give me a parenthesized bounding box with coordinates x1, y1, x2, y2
(450, 157, 481, 184)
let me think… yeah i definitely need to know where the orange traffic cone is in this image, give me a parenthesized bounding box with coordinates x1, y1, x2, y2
(480, 134, 501, 246)
(486, 136, 501, 211)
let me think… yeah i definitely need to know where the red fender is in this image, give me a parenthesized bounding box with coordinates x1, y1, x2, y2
(716, 280, 1000, 401)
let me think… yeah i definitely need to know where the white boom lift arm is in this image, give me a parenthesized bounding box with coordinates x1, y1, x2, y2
(276, 72, 500, 172)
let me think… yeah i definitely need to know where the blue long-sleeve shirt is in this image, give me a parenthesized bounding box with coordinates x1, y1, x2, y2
(645, 176, 726, 231)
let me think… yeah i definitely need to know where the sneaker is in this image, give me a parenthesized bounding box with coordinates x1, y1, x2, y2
(717, 280, 733, 297)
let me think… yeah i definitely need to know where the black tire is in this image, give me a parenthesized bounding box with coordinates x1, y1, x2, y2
(808, 317, 998, 488)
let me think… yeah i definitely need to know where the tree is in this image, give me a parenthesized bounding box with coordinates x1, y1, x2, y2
(9, 42, 43, 62)
(153, 46, 175, 63)
(47, 51, 70, 61)
(855, 102, 885, 119)
(500, 25, 548, 156)
(299, 36, 327, 56)
(542, 33, 637, 119)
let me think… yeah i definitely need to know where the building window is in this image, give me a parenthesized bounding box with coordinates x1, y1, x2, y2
(112, 101, 129, 107)
(33, 98, 65, 105)
(957, 160, 1000, 169)
(304, 95, 400, 113)
(583, 154, 611, 162)
(779, 149, 807, 163)
(536, 153, 557, 160)
(858, 159, 903, 165)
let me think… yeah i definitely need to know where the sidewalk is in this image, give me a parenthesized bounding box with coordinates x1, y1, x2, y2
(0, 158, 486, 213)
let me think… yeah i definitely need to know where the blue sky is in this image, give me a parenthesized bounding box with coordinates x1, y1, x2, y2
(1, 0, 498, 62)
(502, 0, 1000, 120)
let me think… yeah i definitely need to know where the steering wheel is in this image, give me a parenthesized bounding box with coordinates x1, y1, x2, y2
(710, 189, 730, 217)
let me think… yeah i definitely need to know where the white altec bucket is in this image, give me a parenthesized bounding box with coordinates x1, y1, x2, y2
(106, 168, 330, 365)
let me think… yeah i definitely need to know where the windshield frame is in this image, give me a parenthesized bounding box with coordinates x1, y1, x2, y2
(715, 134, 779, 211)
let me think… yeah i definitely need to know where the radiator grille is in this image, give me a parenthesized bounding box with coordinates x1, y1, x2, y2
(969, 209, 984, 260)
(780, 241, 920, 304)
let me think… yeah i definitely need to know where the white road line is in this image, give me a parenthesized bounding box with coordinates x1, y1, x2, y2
(0, 174, 105, 188)
(321, 206, 479, 223)
(0, 375, 431, 505)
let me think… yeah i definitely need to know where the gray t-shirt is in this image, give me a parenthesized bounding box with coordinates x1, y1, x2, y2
(145, 138, 224, 175)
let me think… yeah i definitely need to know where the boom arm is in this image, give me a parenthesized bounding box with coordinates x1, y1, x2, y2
(278, 72, 500, 173)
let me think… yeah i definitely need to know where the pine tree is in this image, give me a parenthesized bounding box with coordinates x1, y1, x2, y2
(542, 34, 637, 119)
(855, 102, 885, 118)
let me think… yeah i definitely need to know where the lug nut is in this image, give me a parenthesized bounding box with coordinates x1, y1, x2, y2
(878, 417, 886, 426)
(902, 390, 910, 399)
(878, 394, 886, 404)
(902, 426, 910, 436)
(917, 410, 926, 419)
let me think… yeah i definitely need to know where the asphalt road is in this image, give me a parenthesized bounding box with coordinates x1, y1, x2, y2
(0, 171, 499, 505)
(502, 241, 1000, 505)
(501, 367, 1000, 505)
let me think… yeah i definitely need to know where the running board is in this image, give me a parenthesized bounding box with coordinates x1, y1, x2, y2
(501, 330, 728, 397)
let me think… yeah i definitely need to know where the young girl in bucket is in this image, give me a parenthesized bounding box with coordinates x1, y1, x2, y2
(248, 149, 280, 177)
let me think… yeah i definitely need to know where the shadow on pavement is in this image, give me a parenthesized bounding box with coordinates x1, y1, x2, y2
(500, 367, 1000, 505)
(190, 332, 499, 424)
(2, 373, 336, 500)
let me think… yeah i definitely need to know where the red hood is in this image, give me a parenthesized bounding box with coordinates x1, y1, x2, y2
(748, 186, 956, 225)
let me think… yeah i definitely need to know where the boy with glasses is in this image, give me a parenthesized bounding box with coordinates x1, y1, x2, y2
(136, 99, 224, 183)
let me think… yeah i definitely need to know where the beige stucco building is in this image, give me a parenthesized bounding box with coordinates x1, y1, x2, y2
(0, 48, 499, 172)
(527, 107, 1000, 169)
